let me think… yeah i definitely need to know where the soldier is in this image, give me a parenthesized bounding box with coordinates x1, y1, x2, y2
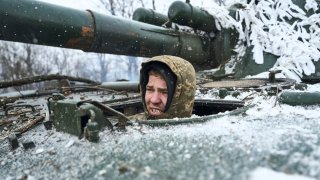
(131, 55, 196, 120)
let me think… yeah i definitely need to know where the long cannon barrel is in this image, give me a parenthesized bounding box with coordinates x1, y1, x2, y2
(0, 0, 220, 69)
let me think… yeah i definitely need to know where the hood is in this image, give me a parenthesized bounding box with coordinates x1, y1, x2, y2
(140, 55, 196, 119)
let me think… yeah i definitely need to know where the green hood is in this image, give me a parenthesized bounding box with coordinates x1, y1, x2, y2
(140, 55, 196, 119)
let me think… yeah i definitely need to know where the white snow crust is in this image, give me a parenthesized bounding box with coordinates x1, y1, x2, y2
(250, 167, 315, 180)
(204, 0, 320, 82)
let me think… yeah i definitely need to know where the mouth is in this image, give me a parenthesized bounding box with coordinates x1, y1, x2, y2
(148, 108, 164, 116)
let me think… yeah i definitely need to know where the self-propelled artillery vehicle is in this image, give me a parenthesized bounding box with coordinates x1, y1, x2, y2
(1, 0, 320, 179)
(0, 0, 311, 135)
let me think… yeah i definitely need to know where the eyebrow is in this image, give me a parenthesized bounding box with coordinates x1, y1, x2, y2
(146, 85, 167, 91)
(158, 88, 168, 92)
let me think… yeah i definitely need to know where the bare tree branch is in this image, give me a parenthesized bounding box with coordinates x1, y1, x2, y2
(152, 0, 156, 10)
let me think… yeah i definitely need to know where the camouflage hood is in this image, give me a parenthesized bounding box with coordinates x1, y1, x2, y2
(140, 55, 196, 119)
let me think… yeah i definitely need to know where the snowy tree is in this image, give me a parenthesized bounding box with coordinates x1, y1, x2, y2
(98, 53, 109, 82)
(0, 42, 52, 81)
(97, 0, 151, 81)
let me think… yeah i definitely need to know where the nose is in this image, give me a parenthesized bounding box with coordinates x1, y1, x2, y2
(150, 91, 161, 104)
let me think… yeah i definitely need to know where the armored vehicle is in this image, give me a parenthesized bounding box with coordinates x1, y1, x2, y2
(1, 0, 320, 179)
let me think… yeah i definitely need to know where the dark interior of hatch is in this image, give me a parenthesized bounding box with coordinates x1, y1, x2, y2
(108, 99, 245, 117)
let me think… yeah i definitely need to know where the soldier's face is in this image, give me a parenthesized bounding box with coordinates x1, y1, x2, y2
(145, 74, 168, 117)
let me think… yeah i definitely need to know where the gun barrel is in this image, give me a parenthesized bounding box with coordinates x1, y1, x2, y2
(0, 0, 94, 50)
(0, 0, 218, 69)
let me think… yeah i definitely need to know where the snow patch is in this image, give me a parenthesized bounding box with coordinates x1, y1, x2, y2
(204, 0, 320, 82)
(249, 167, 315, 180)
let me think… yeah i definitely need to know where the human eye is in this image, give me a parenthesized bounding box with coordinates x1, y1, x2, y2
(160, 89, 168, 94)
(146, 87, 154, 92)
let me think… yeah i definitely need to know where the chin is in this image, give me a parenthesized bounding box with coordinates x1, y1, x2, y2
(149, 113, 163, 117)
(148, 111, 165, 118)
